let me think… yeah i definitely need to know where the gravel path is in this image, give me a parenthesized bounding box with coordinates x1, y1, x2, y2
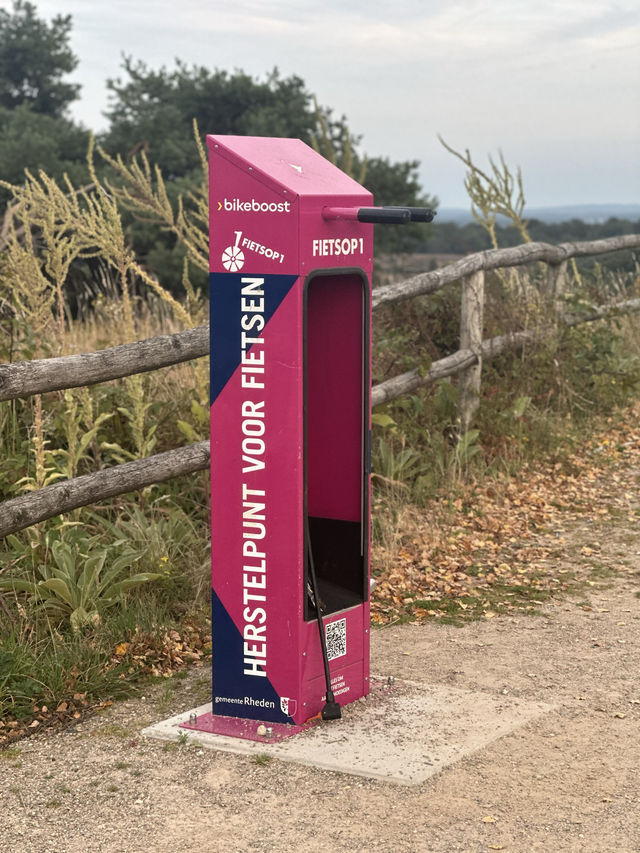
(2, 484, 639, 852)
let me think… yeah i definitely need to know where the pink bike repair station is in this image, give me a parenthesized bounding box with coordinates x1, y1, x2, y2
(181, 135, 434, 742)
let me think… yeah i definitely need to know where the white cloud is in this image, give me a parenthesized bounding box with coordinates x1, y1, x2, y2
(28, 0, 640, 204)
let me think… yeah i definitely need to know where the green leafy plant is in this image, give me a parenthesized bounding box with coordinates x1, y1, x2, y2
(0, 530, 161, 632)
(452, 427, 481, 468)
(177, 399, 210, 443)
(373, 436, 427, 490)
(89, 501, 207, 602)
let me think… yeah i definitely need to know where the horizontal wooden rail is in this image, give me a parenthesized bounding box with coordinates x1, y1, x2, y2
(4, 295, 639, 537)
(0, 325, 209, 403)
(563, 296, 640, 326)
(1, 236, 638, 403)
(0, 442, 210, 539)
(372, 234, 640, 308)
(373, 296, 640, 405)
(1, 236, 639, 537)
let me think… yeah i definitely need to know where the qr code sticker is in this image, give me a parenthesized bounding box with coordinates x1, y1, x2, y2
(325, 618, 347, 661)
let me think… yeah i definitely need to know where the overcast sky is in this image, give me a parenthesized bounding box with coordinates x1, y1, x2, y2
(35, 0, 640, 208)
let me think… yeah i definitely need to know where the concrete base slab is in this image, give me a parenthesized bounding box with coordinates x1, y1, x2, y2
(142, 678, 553, 786)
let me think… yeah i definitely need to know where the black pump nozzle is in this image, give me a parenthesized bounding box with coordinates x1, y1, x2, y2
(383, 206, 437, 223)
(355, 207, 411, 224)
(322, 205, 436, 224)
(321, 691, 342, 721)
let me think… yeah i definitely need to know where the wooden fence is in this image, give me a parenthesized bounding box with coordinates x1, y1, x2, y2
(1, 233, 639, 538)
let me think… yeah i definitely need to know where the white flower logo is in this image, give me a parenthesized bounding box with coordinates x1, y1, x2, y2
(221, 230, 245, 271)
(221, 245, 245, 271)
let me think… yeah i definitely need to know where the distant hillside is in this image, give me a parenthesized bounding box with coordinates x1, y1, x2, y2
(438, 204, 640, 225)
(416, 212, 640, 269)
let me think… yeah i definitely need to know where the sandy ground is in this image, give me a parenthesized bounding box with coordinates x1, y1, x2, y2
(2, 487, 639, 852)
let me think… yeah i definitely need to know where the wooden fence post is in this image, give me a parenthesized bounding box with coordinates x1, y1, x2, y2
(458, 269, 485, 434)
(546, 260, 568, 316)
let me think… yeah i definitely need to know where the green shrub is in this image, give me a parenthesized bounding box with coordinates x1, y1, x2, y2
(0, 528, 161, 633)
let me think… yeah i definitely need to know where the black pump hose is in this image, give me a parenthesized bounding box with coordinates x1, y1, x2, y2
(306, 517, 341, 720)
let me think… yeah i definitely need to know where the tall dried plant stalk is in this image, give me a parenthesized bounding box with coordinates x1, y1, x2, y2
(438, 137, 531, 248)
(97, 120, 209, 324)
(0, 134, 202, 477)
(33, 394, 46, 489)
(0, 218, 55, 356)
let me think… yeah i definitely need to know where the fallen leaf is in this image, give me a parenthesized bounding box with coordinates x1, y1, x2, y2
(482, 816, 497, 823)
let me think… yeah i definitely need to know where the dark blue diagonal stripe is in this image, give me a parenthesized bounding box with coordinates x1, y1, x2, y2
(210, 272, 298, 405)
(211, 587, 293, 723)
